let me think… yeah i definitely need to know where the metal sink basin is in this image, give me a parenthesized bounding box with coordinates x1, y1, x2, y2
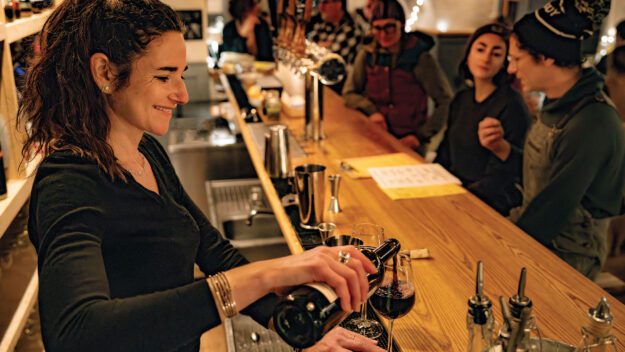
(206, 179, 290, 261)
(222, 215, 281, 241)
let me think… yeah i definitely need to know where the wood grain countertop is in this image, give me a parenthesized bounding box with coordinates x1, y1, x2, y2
(217, 73, 625, 351)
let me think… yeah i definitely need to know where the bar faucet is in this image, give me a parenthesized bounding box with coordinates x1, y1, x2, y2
(246, 186, 274, 226)
(246, 208, 274, 226)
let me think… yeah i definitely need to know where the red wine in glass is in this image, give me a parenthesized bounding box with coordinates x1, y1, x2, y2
(370, 280, 415, 319)
(370, 252, 414, 352)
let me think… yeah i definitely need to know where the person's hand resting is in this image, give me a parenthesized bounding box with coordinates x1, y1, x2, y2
(224, 245, 377, 313)
(399, 135, 420, 150)
(368, 112, 388, 131)
(478, 117, 511, 161)
(304, 326, 385, 352)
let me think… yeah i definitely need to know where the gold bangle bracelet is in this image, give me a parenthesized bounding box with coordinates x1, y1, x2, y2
(208, 272, 237, 318)
(215, 272, 237, 317)
(207, 275, 226, 318)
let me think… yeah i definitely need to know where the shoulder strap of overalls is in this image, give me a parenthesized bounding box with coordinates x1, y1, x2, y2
(554, 92, 607, 130)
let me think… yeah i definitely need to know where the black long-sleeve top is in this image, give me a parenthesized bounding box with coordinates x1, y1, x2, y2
(435, 85, 530, 215)
(28, 134, 277, 352)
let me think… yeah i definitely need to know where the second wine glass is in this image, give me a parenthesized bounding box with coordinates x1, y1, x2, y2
(342, 223, 385, 339)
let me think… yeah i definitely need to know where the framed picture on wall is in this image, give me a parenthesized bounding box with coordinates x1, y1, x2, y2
(177, 10, 203, 40)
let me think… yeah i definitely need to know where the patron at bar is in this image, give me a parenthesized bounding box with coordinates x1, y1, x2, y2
(481, 0, 625, 278)
(221, 0, 274, 61)
(307, 0, 362, 65)
(436, 23, 530, 216)
(342, 0, 452, 153)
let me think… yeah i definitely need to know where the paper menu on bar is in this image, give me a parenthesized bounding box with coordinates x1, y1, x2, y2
(368, 164, 466, 200)
(339, 153, 419, 179)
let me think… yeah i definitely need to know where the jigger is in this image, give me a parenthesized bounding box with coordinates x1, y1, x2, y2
(328, 174, 342, 213)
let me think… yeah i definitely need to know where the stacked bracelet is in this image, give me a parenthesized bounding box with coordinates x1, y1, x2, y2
(207, 272, 237, 318)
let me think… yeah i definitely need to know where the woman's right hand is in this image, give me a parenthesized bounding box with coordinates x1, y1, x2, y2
(224, 245, 377, 314)
(264, 246, 377, 312)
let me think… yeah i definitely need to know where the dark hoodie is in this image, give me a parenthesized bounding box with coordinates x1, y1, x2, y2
(515, 68, 625, 244)
(342, 31, 452, 144)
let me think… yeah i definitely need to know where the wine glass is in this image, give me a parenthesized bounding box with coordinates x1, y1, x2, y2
(370, 252, 415, 352)
(342, 223, 385, 339)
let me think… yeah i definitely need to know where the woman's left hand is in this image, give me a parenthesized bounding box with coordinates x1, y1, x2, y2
(303, 327, 385, 352)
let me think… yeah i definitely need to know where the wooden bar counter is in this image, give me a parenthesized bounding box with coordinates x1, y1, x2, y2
(220, 74, 625, 350)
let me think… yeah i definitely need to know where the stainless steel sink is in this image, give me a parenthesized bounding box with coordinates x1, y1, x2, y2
(223, 216, 281, 241)
(206, 179, 290, 261)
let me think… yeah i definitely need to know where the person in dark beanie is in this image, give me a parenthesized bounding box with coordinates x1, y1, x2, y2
(479, 0, 625, 279)
(342, 0, 452, 153)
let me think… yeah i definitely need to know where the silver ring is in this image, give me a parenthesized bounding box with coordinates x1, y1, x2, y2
(338, 250, 350, 264)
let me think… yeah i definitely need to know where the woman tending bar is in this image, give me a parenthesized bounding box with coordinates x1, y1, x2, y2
(18, 1, 382, 351)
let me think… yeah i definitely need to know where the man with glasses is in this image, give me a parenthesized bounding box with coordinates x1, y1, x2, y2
(478, 0, 625, 278)
(342, 0, 452, 153)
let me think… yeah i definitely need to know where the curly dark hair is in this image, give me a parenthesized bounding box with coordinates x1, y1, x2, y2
(459, 23, 513, 87)
(18, 0, 183, 181)
(229, 0, 259, 21)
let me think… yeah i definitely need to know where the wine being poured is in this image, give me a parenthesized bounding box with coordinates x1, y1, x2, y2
(370, 252, 415, 352)
(272, 238, 401, 349)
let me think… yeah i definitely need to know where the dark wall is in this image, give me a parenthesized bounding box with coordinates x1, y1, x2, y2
(435, 34, 470, 93)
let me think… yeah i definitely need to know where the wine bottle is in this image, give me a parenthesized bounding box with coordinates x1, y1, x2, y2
(272, 238, 401, 348)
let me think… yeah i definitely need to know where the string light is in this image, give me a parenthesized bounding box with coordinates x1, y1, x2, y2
(596, 27, 616, 62)
(405, 0, 425, 32)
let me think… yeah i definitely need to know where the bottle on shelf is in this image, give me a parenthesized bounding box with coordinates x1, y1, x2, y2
(466, 261, 501, 352)
(497, 267, 542, 351)
(272, 238, 401, 348)
(3, 1, 15, 22)
(578, 297, 617, 351)
(12, 0, 22, 19)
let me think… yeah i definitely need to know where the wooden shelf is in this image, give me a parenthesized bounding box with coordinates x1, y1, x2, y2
(0, 159, 38, 242)
(6, 9, 53, 44)
(0, 267, 38, 352)
(0, 243, 38, 352)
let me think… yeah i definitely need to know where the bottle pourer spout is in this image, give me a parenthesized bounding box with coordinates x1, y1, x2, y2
(589, 297, 613, 323)
(509, 268, 531, 318)
(517, 267, 526, 299)
(468, 261, 492, 325)
(476, 261, 484, 298)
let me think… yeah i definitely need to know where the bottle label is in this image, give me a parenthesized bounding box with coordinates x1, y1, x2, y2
(305, 282, 338, 303)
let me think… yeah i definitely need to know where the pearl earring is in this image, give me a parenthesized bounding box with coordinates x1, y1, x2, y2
(102, 84, 111, 94)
